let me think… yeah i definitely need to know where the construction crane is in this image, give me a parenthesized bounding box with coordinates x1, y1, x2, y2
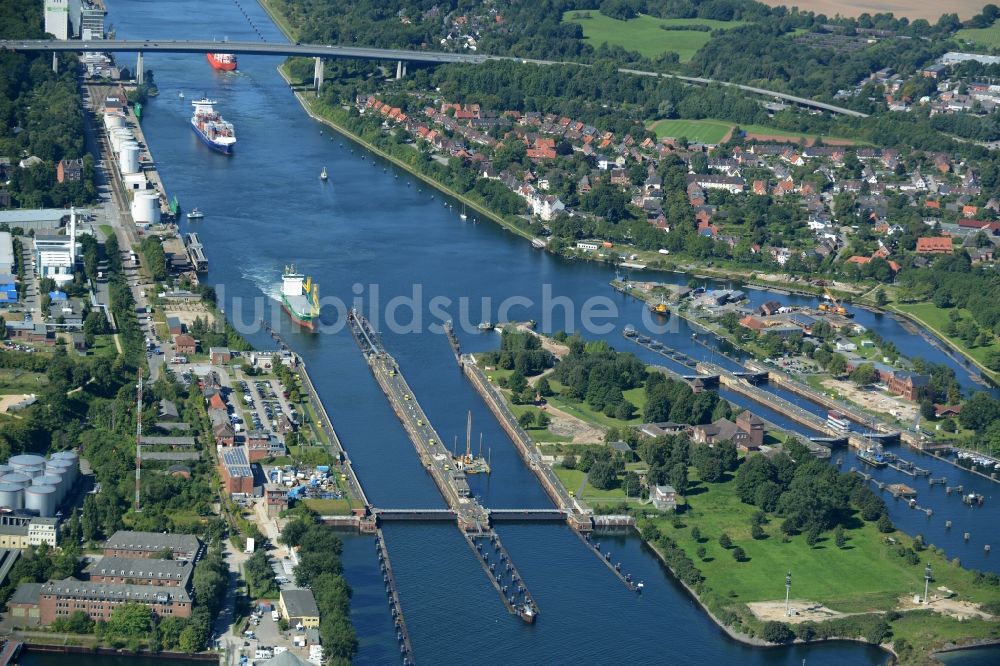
(818, 287, 851, 317)
(135, 367, 143, 512)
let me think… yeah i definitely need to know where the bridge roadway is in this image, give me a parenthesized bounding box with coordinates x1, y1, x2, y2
(1, 39, 868, 118)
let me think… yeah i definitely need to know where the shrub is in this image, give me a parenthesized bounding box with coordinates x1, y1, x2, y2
(719, 533, 732, 549)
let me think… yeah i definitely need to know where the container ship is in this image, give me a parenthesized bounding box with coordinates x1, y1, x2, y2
(190, 99, 236, 154)
(280, 265, 320, 331)
(857, 444, 888, 468)
(206, 53, 237, 71)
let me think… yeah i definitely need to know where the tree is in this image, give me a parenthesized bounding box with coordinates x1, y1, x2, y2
(588, 460, 617, 490)
(919, 399, 936, 421)
(562, 453, 577, 469)
(761, 621, 794, 644)
(731, 546, 747, 562)
(535, 410, 550, 428)
(874, 288, 888, 307)
(690, 526, 701, 542)
(696, 546, 707, 560)
(877, 514, 894, 533)
(849, 363, 877, 386)
(835, 526, 847, 549)
(718, 533, 732, 549)
(517, 411, 535, 429)
(106, 603, 153, 638)
(751, 524, 765, 540)
(536, 376, 553, 396)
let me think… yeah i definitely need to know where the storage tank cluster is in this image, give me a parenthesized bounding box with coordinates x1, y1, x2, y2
(119, 142, 141, 175)
(0, 452, 79, 517)
(103, 113, 126, 133)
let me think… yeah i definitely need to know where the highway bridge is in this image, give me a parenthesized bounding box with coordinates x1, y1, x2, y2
(1, 39, 869, 118)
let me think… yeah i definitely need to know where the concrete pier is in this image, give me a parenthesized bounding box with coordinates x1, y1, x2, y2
(465, 530, 539, 622)
(376, 528, 415, 664)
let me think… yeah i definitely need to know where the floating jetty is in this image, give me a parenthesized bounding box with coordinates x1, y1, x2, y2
(376, 529, 415, 664)
(576, 529, 643, 593)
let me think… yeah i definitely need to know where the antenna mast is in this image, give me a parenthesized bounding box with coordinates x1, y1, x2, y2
(135, 367, 143, 512)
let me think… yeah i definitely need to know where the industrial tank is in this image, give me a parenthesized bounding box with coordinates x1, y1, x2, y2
(0, 483, 24, 509)
(10, 454, 46, 469)
(131, 192, 161, 224)
(33, 475, 63, 502)
(0, 464, 10, 476)
(110, 129, 134, 153)
(25, 485, 58, 517)
(103, 113, 126, 131)
(119, 143, 140, 175)
(18, 465, 44, 479)
(0, 472, 31, 488)
(46, 460, 74, 485)
(51, 451, 79, 465)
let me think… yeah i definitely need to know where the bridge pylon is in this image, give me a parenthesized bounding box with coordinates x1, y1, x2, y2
(313, 57, 324, 93)
(136, 51, 144, 85)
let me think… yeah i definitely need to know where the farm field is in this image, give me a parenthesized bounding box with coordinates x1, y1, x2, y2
(562, 11, 744, 62)
(757, 0, 983, 21)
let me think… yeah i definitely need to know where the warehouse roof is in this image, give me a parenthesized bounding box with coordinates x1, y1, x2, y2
(281, 588, 319, 619)
(103, 530, 200, 554)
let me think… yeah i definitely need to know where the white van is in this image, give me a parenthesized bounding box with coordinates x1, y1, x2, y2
(272, 610, 280, 622)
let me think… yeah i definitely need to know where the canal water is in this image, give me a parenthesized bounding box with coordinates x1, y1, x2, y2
(105, 0, 993, 662)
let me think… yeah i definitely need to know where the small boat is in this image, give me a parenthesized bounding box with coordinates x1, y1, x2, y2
(477, 322, 494, 331)
(186, 208, 204, 220)
(857, 445, 888, 468)
(320, 166, 328, 181)
(178, 91, 185, 99)
(623, 325, 637, 338)
(460, 203, 468, 221)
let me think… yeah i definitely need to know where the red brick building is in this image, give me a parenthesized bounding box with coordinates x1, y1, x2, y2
(37, 578, 192, 625)
(221, 446, 254, 494)
(735, 411, 765, 451)
(915, 237, 953, 254)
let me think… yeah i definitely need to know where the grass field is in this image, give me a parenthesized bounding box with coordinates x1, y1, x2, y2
(553, 466, 644, 504)
(647, 118, 857, 145)
(893, 303, 1000, 382)
(562, 11, 743, 62)
(99, 224, 114, 239)
(656, 475, 1000, 615)
(648, 118, 735, 144)
(302, 498, 353, 515)
(956, 22, 1000, 47)
(0, 368, 48, 392)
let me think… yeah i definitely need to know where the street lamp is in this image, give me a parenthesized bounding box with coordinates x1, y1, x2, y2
(924, 563, 932, 604)
(785, 571, 792, 616)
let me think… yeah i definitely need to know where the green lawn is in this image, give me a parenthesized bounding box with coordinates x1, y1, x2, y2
(562, 11, 743, 62)
(648, 118, 735, 144)
(893, 302, 1000, 382)
(88, 334, 120, 358)
(99, 224, 114, 239)
(957, 22, 1000, 48)
(302, 498, 352, 515)
(0, 368, 48, 392)
(553, 466, 635, 503)
(655, 475, 1000, 615)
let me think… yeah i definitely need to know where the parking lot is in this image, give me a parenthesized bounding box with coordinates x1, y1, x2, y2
(234, 372, 296, 437)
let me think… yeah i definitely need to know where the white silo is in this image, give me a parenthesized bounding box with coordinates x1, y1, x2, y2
(0, 464, 10, 476)
(33, 475, 63, 504)
(104, 113, 126, 131)
(51, 451, 79, 465)
(131, 192, 161, 224)
(0, 472, 31, 488)
(25, 485, 58, 517)
(111, 128, 134, 153)
(0, 483, 23, 510)
(119, 143, 141, 175)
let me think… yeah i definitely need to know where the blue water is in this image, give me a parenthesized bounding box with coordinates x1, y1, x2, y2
(98, 0, 998, 662)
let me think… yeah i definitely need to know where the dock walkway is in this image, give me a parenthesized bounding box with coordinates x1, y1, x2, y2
(465, 530, 539, 622)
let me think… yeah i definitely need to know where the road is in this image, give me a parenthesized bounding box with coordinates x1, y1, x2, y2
(4, 39, 868, 117)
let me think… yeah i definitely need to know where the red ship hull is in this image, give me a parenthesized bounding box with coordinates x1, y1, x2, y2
(282, 301, 317, 331)
(206, 53, 237, 72)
